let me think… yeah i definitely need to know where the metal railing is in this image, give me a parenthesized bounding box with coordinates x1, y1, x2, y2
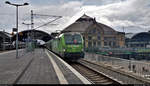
(84, 52, 150, 80)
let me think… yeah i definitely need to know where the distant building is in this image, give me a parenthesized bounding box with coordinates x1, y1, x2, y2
(125, 31, 150, 48)
(62, 14, 125, 49)
(11, 30, 52, 42)
(0, 31, 12, 50)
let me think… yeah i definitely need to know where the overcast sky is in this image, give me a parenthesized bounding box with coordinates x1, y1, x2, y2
(0, 0, 150, 33)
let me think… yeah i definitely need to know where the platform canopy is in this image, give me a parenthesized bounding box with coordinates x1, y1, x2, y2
(0, 31, 12, 43)
(12, 30, 52, 42)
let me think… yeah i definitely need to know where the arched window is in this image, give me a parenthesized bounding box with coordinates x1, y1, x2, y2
(88, 28, 96, 34)
(104, 42, 107, 46)
(97, 36, 101, 40)
(93, 41, 96, 47)
(88, 42, 92, 47)
(92, 29, 96, 34)
(88, 36, 92, 40)
(112, 42, 116, 47)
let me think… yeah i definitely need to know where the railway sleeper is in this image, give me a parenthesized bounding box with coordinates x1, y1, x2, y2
(90, 78, 108, 81)
(94, 80, 113, 84)
(78, 60, 121, 84)
(86, 74, 99, 77)
(99, 82, 114, 84)
(88, 76, 104, 79)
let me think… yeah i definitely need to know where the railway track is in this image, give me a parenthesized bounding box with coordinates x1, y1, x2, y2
(70, 59, 121, 84)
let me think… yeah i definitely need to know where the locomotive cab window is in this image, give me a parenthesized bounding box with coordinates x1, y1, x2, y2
(64, 34, 82, 44)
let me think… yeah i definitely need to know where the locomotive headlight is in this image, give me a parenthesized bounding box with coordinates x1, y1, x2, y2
(63, 49, 66, 52)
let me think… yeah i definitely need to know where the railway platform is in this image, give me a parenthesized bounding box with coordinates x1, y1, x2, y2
(0, 49, 91, 84)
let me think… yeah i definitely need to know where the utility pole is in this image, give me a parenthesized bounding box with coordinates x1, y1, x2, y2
(31, 10, 35, 50)
(31, 10, 34, 40)
(31, 10, 34, 30)
(123, 26, 125, 33)
(3, 30, 5, 51)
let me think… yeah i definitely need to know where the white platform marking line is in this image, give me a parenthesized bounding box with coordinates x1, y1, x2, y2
(0, 49, 23, 55)
(46, 51, 68, 84)
(47, 50, 92, 84)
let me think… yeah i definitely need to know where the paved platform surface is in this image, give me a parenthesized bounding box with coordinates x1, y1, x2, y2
(0, 49, 33, 84)
(0, 49, 91, 84)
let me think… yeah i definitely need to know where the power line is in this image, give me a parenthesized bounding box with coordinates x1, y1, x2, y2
(33, 16, 62, 30)
(22, 11, 62, 31)
(33, 14, 62, 18)
(34, 16, 58, 27)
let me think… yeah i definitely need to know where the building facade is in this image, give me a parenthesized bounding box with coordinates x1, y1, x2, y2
(0, 31, 12, 50)
(62, 14, 125, 49)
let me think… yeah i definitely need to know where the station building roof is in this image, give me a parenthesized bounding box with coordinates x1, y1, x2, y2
(131, 32, 150, 41)
(0, 31, 12, 38)
(61, 14, 119, 35)
(12, 29, 52, 42)
(125, 32, 150, 42)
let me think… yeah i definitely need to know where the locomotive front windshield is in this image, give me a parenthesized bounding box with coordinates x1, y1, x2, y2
(64, 34, 82, 44)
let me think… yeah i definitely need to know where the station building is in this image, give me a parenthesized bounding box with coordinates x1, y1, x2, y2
(0, 31, 12, 50)
(62, 14, 125, 49)
(125, 31, 150, 48)
(0, 30, 52, 50)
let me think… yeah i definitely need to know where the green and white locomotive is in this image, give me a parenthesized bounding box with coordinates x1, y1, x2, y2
(46, 32, 84, 61)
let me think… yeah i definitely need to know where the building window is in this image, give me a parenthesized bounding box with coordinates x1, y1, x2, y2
(97, 30, 101, 34)
(97, 36, 100, 40)
(88, 42, 92, 47)
(93, 41, 96, 47)
(88, 30, 92, 34)
(113, 42, 116, 47)
(88, 36, 92, 40)
(98, 42, 101, 46)
(109, 41, 111, 46)
(104, 42, 107, 46)
(104, 37, 108, 41)
(92, 29, 96, 34)
(88, 28, 97, 34)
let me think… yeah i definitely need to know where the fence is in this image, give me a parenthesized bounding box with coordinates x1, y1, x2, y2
(85, 52, 150, 80)
(85, 47, 150, 60)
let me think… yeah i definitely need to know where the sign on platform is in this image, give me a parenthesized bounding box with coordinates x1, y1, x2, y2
(13, 28, 17, 32)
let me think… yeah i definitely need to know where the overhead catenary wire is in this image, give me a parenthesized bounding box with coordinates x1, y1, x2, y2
(34, 16, 56, 33)
(33, 14, 62, 18)
(22, 12, 62, 30)
(33, 16, 62, 30)
(34, 15, 58, 26)
(33, 15, 59, 32)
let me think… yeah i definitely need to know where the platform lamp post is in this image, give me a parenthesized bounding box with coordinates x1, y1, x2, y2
(5, 1, 29, 59)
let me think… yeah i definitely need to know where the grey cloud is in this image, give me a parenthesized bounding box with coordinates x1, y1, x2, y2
(0, 0, 150, 34)
(82, 0, 122, 5)
(20, 1, 83, 33)
(82, 0, 150, 33)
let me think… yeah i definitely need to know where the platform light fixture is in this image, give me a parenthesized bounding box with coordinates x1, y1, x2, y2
(5, 1, 29, 59)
